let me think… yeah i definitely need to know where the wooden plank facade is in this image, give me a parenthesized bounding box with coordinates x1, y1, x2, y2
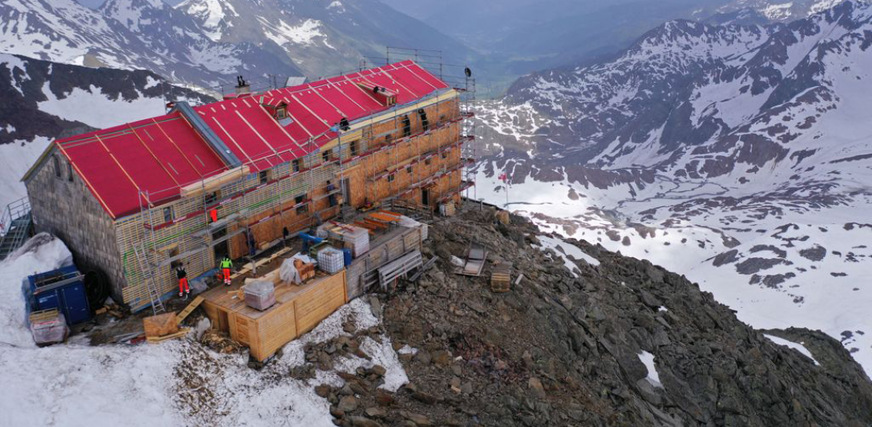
(25, 88, 466, 311)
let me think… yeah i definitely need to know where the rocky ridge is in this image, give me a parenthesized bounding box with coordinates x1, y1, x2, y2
(309, 205, 872, 426)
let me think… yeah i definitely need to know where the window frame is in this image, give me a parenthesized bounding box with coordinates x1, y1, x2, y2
(401, 115, 411, 137)
(295, 194, 308, 214)
(163, 206, 174, 224)
(53, 155, 61, 179)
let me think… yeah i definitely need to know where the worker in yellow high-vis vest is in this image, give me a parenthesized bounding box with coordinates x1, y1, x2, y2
(220, 257, 233, 286)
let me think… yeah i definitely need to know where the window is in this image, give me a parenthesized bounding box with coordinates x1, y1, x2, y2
(205, 192, 218, 205)
(169, 248, 181, 271)
(295, 194, 308, 214)
(406, 165, 413, 174)
(67, 163, 74, 182)
(349, 140, 359, 157)
(401, 115, 411, 137)
(425, 158, 432, 166)
(417, 108, 429, 132)
(259, 170, 269, 185)
(276, 106, 287, 120)
(441, 151, 448, 160)
(53, 155, 61, 178)
(163, 206, 174, 223)
(322, 150, 332, 164)
(387, 174, 395, 183)
(292, 159, 301, 173)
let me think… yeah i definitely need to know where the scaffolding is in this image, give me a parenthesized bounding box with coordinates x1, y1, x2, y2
(383, 47, 477, 201)
(120, 52, 474, 311)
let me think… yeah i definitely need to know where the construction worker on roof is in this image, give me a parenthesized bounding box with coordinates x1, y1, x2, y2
(220, 256, 233, 286)
(176, 263, 189, 298)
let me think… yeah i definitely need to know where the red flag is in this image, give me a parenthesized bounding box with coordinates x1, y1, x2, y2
(498, 173, 507, 183)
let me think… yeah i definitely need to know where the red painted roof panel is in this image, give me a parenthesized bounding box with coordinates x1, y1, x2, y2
(53, 61, 451, 218)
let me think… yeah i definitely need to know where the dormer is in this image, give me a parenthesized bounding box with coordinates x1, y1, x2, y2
(356, 82, 397, 107)
(261, 98, 293, 126)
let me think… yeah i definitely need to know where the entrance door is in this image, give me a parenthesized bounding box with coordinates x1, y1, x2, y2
(212, 226, 228, 263)
(421, 188, 430, 207)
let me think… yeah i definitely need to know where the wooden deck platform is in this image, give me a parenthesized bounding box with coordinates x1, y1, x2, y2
(201, 269, 347, 361)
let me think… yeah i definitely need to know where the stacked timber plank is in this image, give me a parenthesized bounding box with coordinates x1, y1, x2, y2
(491, 262, 512, 293)
(318, 222, 370, 257)
(200, 270, 348, 362)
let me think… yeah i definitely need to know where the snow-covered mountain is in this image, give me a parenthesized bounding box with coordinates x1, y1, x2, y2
(719, 0, 848, 21)
(0, 53, 214, 210)
(178, 0, 473, 77)
(476, 0, 872, 373)
(0, 0, 302, 89)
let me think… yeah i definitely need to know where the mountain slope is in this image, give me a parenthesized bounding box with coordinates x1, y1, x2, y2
(179, 0, 473, 77)
(476, 0, 872, 374)
(0, 0, 301, 89)
(0, 53, 214, 209)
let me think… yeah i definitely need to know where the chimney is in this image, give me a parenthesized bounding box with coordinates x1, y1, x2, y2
(235, 75, 251, 96)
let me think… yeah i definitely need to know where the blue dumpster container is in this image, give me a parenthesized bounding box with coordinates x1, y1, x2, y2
(23, 266, 91, 326)
(342, 248, 352, 266)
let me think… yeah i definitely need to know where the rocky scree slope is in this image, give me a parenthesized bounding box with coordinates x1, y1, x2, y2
(472, 0, 872, 373)
(315, 207, 872, 426)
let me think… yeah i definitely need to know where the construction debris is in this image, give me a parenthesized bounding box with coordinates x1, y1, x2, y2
(454, 243, 487, 276)
(143, 312, 178, 338)
(146, 328, 191, 344)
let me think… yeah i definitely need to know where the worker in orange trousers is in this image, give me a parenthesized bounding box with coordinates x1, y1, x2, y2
(176, 264, 189, 297)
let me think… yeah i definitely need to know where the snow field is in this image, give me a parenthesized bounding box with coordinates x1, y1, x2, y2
(0, 236, 409, 426)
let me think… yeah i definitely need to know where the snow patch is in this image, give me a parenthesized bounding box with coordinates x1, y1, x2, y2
(638, 351, 663, 388)
(764, 334, 820, 365)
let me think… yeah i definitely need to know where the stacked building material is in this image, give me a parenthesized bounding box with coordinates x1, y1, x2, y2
(318, 247, 345, 274)
(30, 310, 68, 346)
(319, 222, 370, 257)
(244, 280, 276, 311)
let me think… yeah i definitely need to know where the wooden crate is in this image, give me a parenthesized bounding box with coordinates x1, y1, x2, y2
(201, 269, 347, 362)
(293, 271, 347, 335)
(491, 263, 512, 293)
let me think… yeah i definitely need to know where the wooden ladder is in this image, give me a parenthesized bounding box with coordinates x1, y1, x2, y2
(133, 244, 166, 315)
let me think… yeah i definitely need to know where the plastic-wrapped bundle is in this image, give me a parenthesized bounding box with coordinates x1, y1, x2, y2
(244, 280, 276, 311)
(317, 247, 345, 274)
(279, 258, 301, 284)
(279, 254, 317, 284)
(31, 312, 69, 346)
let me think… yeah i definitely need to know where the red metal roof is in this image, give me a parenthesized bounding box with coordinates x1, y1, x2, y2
(54, 61, 449, 219)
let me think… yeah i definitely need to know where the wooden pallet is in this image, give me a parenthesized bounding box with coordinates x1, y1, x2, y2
(176, 295, 204, 323)
(147, 328, 191, 344)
